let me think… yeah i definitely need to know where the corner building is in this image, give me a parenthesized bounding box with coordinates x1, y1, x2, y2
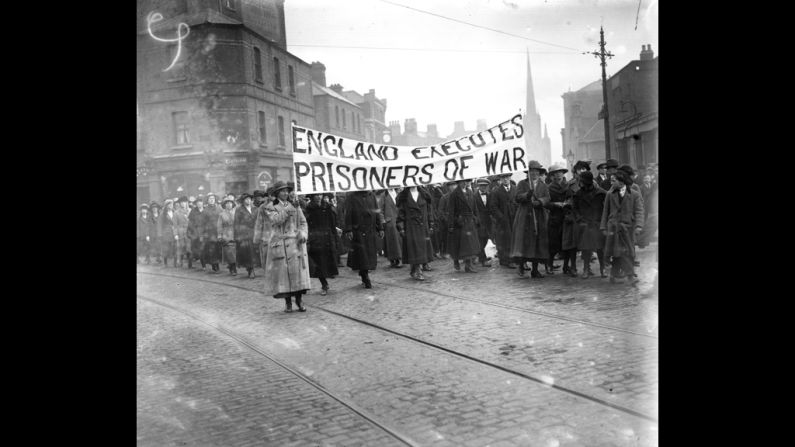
(136, 0, 315, 201)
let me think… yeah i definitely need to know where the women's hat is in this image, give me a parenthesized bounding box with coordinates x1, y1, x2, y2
(205, 192, 217, 201)
(238, 192, 253, 202)
(605, 159, 620, 169)
(573, 160, 591, 171)
(538, 168, 548, 175)
(618, 164, 635, 176)
(548, 164, 568, 175)
(579, 171, 595, 185)
(178, 196, 189, 203)
(195, 195, 204, 203)
(221, 198, 236, 208)
(188, 195, 196, 203)
(149, 201, 161, 209)
(526, 160, 544, 171)
(445, 180, 457, 186)
(163, 199, 174, 207)
(265, 185, 275, 196)
(271, 181, 293, 194)
(476, 178, 490, 186)
(596, 162, 608, 170)
(252, 190, 265, 198)
(140, 203, 150, 210)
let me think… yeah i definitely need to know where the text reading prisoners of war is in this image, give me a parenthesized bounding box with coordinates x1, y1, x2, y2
(292, 113, 528, 194)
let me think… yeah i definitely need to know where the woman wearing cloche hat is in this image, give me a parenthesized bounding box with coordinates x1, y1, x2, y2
(234, 192, 259, 278)
(261, 181, 312, 312)
(217, 197, 238, 275)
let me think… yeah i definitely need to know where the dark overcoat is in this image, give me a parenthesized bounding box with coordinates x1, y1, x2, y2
(234, 205, 258, 268)
(488, 183, 517, 256)
(148, 212, 161, 257)
(396, 188, 434, 265)
(381, 191, 403, 261)
(202, 204, 222, 264)
(137, 215, 151, 256)
(600, 188, 644, 259)
(158, 210, 177, 257)
(510, 178, 550, 260)
(473, 189, 492, 239)
(305, 201, 339, 278)
(174, 208, 190, 253)
(187, 207, 204, 255)
(344, 191, 384, 271)
(561, 178, 580, 250)
(446, 187, 481, 259)
(572, 185, 607, 251)
(547, 180, 568, 255)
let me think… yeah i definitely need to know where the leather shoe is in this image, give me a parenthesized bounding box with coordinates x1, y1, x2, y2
(464, 265, 477, 273)
(531, 270, 545, 279)
(453, 262, 461, 271)
(297, 305, 307, 312)
(421, 264, 432, 272)
(320, 289, 327, 296)
(413, 272, 425, 281)
(552, 264, 561, 270)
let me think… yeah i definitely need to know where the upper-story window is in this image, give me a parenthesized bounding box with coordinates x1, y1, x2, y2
(258, 111, 267, 144)
(335, 106, 339, 128)
(288, 65, 295, 96)
(273, 57, 282, 91)
(277, 116, 285, 147)
(172, 111, 190, 146)
(253, 47, 263, 83)
(342, 108, 346, 130)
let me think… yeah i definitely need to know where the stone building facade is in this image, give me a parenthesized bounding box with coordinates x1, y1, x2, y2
(136, 0, 315, 202)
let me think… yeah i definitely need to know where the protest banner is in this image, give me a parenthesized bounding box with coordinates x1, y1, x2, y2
(292, 113, 528, 194)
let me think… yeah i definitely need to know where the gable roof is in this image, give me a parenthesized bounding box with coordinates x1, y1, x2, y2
(312, 82, 360, 108)
(580, 119, 605, 143)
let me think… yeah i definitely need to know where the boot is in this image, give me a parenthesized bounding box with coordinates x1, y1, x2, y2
(295, 294, 306, 312)
(517, 261, 526, 277)
(464, 259, 477, 273)
(545, 261, 555, 275)
(453, 260, 461, 271)
(247, 267, 255, 278)
(173, 257, 177, 267)
(421, 263, 432, 272)
(187, 257, 192, 269)
(284, 297, 293, 313)
(232, 264, 238, 276)
(530, 262, 544, 278)
(361, 270, 372, 288)
(163, 257, 168, 267)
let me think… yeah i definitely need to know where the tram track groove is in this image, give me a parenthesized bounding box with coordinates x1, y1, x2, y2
(138, 269, 659, 423)
(137, 293, 418, 447)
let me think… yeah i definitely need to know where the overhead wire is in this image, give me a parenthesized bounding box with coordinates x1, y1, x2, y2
(288, 44, 579, 54)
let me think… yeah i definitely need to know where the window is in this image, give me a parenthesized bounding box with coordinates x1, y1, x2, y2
(273, 57, 281, 91)
(277, 116, 285, 146)
(335, 106, 339, 128)
(288, 65, 295, 96)
(358, 115, 361, 134)
(172, 112, 190, 146)
(342, 108, 346, 129)
(253, 47, 262, 82)
(258, 111, 266, 144)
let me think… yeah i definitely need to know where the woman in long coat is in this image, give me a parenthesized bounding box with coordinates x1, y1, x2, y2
(305, 194, 339, 295)
(446, 179, 481, 273)
(187, 196, 205, 269)
(201, 194, 222, 273)
(547, 165, 578, 277)
(381, 188, 403, 268)
(253, 187, 274, 271)
(149, 202, 162, 264)
(487, 173, 517, 269)
(174, 196, 191, 267)
(234, 193, 258, 278)
(396, 186, 434, 280)
(217, 198, 238, 276)
(158, 199, 178, 267)
(600, 171, 644, 285)
(262, 181, 311, 312)
(344, 190, 384, 289)
(137, 204, 152, 264)
(573, 171, 607, 278)
(510, 161, 550, 278)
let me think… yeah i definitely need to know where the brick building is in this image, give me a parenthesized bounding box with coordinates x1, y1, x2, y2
(342, 89, 388, 144)
(136, 0, 315, 202)
(309, 62, 366, 141)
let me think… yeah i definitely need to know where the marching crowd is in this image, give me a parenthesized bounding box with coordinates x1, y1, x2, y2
(137, 159, 658, 312)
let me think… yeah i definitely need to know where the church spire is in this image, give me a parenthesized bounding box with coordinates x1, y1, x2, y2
(544, 123, 548, 139)
(526, 48, 537, 117)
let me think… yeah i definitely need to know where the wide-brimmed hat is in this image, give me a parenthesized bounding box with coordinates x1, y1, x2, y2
(238, 192, 253, 202)
(252, 190, 265, 198)
(221, 198, 236, 208)
(163, 199, 174, 207)
(596, 162, 608, 170)
(140, 203, 150, 210)
(526, 160, 544, 171)
(149, 201, 161, 210)
(573, 160, 591, 171)
(177, 196, 189, 203)
(475, 178, 490, 186)
(618, 164, 635, 176)
(271, 180, 293, 194)
(605, 159, 619, 169)
(548, 164, 568, 175)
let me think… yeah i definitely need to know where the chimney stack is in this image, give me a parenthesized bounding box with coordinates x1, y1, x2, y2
(426, 124, 438, 139)
(329, 83, 344, 93)
(640, 44, 654, 61)
(476, 119, 487, 131)
(310, 62, 326, 87)
(404, 118, 417, 135)
(453, 121, 466, 134)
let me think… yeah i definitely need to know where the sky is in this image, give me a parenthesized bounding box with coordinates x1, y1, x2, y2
(283, 0, 658, 164)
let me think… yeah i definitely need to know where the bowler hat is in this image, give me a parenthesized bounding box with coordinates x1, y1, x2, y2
(573, 160, 591, 171)
(526, 160, 544, 171)
(606, 159, 619, 169)
(548, 164, 568, 175)
(271, 180, 292, 194)
(596, 162, 607, 170)
(476, 178, 490, 186)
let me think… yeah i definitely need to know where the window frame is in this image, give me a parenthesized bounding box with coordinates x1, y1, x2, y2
(277, 115, 285, 147)
(253, 47, 263, 83)
(172, 111, 191, 147)
(288, 65, 296, 96)
(273, 57, 282, 91)
(257, 111, 267, 146)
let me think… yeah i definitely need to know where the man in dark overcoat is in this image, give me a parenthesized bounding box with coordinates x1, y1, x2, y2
(381, 188, 403, 268)
(599, 159, 619, 191)
(187, 195, 205, 269)
(600, 170, 644, 285)
(548, 164, 578, 276)
(344, 190, 384, 288)
(488, 173, 517, 268)
(573, 171, 607, 278)
(159, 199, 178, 267)
(510, 161, 551, 278)
(429, 183, 445, 258)
(201, 193, 222, 273)
(335, 192, 348, 266)
(149, 202, 162, 264)
(305, 194, 339, 295)
(446, 179, 482, 273)
(473, 178, 493, 268)
(436, 181, 457, 258)
(396, 186, 434, 280)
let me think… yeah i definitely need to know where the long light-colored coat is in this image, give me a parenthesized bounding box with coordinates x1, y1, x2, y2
(253, 203, 273, 267)
(262, 200, 311, 296)
(174, 208, 190, 253)
(217, 209, 237, 264)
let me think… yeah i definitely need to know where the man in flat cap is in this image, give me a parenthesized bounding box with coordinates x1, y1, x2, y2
(599, 159, 620, 191)
(473, 178, 493, 267)
(488, 173, 517, 269)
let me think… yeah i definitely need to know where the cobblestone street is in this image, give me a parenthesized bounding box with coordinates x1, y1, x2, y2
(137, 243, 658, 446)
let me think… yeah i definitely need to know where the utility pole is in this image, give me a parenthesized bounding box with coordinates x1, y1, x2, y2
(586, 26, 614, 160)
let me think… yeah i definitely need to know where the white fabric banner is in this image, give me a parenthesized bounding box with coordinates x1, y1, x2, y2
(291, 113, 528, 194)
